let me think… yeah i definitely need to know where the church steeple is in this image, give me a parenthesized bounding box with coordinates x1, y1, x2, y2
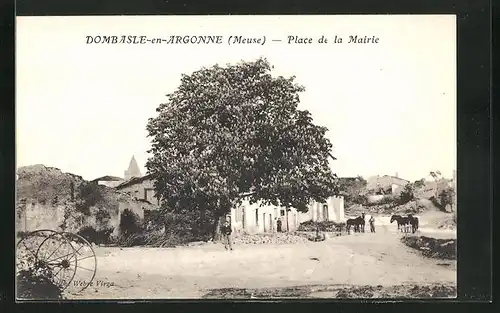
(124, 155, 142, 180)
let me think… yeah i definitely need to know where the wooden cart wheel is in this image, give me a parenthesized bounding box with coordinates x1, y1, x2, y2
(36, 232, 78, 291)
(59, 232, 97, 294)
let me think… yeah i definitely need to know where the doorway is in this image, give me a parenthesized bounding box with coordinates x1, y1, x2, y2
(263, 213, 266, 232)
(323, 204, 329, 221)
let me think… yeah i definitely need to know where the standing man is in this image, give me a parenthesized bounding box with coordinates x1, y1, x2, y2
(221, 219, 233, 251)
(276, 218, 282, 233)
(369, 215, 376, 233)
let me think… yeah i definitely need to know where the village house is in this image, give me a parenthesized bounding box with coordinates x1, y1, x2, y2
(230, 195, 345, 234)
(92, 156, 159, 226)
(365, 173, 409, 203)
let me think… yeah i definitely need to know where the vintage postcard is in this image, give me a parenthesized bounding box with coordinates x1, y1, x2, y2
(15, 15, 457, 300)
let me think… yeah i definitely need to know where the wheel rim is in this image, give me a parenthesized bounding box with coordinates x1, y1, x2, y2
(16, 229, 58, 273)
(59, 232, 97, 294)
(36, 232, 78, 290)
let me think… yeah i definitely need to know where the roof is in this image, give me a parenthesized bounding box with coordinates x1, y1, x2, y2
(382, 175, 409, 184)
(115, 174, 153, 189)
(92, 175, 123, 182)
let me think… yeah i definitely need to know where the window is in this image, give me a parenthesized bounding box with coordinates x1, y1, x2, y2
(280, 209, 285, 217)
(256, 209, 259, 226)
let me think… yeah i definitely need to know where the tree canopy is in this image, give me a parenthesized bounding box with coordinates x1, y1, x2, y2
(146, 58, 338, 220)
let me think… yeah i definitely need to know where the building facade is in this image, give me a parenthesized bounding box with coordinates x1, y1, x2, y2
(115, 175, 160, 205)
(230, 195, 345, 234)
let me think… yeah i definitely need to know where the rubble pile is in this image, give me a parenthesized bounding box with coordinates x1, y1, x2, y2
(202, 283, 457, 299)
(348, 200, 428, 215)
(436, 215, 456, 230)
(333, 284, 456, 299)
(298, 220, 345, 232)
(232, 232, 310, 245)
(401, 235, 456, 260)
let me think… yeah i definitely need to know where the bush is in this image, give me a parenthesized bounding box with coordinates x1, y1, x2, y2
(119, 209, 143, 236)
(351, 194, 368, 206)
(398, 183, 415, 204)
(17, 268, 63, 299)
(438, 187, 455, 209)
(298, 220, 345, 232)
(113, 229, 190, 247)
(75, 181, 104, 214)
(77, 226, 114, 245)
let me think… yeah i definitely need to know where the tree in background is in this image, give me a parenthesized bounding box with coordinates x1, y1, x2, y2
(146, 58, 339, 238)
(429, 170, 443, 199)
(413, 178, 426, 189)
(338, 176, 368, 206)
(438, 187, 455, 212)
(399, 183, 415, 204)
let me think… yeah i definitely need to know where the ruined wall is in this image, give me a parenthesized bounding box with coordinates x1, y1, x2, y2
(15, 164, 157, 237)
(15, 200, 120, 234)
(16, 201, 65, 232)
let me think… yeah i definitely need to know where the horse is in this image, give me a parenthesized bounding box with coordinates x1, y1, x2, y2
(360, 213, 366, 233)
(346, 215, 365, 233)
(346, 213, 365, 233)
(407, 214, 419, 233)
(390, 214, 410, 233)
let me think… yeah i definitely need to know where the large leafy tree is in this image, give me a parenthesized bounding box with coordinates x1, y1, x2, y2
(146, 58, 338, 235)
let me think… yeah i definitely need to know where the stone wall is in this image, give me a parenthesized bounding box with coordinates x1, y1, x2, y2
(16, 201, 66, 232)
(16, 194, 158, 237)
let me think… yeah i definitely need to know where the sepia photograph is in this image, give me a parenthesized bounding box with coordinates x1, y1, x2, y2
(15, 15, 457, 300)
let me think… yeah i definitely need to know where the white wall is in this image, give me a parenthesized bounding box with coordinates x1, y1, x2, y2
(231, 200, 299, 234)
(299, 196, 345, 223)
(233, 195, 345, 232)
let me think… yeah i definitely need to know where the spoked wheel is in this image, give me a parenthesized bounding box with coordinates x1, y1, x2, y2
(16, 229, 58, 273)
(36, 232, 79, 291)
(58, 232, 97, 294)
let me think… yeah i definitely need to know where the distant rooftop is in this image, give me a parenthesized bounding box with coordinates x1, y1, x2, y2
(115, 174, 153, 189)
(92, 175, 123, 182)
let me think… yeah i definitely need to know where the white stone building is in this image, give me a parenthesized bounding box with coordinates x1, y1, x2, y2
(229, 195, 345, 234)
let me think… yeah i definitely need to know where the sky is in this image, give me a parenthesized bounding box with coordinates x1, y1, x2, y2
(16, 15, 456, 182)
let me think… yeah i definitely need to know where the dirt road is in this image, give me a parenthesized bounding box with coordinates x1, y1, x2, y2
(68, 227, 456, 299)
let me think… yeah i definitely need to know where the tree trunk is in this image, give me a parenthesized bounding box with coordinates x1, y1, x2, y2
(211, 197, 232, 241)
(286, 208, 290, 232)
(212, 218, 222, 242)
